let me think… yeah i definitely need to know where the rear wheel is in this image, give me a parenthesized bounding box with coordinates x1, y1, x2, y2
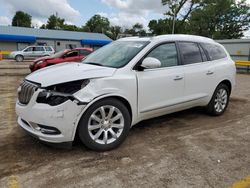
(15, 55, 24, 62)
(206, 83, 230, 116)
(78, 98, 131, 151)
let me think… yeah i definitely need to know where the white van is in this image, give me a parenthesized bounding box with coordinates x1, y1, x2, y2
(9, 46, 55, 62)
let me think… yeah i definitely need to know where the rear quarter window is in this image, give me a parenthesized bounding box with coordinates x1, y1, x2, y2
(45, 47, 53, 51)
(201, 43, 227, 61)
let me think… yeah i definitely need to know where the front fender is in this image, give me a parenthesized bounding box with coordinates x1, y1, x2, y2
(71, 93, 136, 141)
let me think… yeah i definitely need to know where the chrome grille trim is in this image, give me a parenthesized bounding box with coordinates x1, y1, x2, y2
(18, 81, 38, 105)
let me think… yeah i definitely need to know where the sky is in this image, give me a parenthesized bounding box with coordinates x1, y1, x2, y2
(0, 0, 165, 29)
(0, 0, 249, 36)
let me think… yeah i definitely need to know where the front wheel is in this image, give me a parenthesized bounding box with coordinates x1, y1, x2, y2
(15, 55, 24, 62)
(78, 98, 131, 151)
(206, 83, 230, 116)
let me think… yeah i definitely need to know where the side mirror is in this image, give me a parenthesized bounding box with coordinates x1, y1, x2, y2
(140, 57, 161, 70)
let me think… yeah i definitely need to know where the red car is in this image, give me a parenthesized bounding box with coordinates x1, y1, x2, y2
(30, 48, 93, 72)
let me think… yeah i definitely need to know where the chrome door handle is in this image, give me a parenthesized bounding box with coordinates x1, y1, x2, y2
(206, 70, 214, 75)
(174, 76, 183, 81)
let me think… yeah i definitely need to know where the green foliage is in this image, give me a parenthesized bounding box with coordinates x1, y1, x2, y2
(83, 15, 110, 33)
(44, 14, 65, 30)
(124, 23, 146, 36)
(161, 0, 201, 33)
(12, 11, 32, 27)
(63, 24, 82, 32)
(150, 0, 250, 39)
(188, 0, 250, 39)
(106, 26, 122, 40)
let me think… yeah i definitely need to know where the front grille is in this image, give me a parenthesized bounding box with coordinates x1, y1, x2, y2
(18, 81, 38, 105)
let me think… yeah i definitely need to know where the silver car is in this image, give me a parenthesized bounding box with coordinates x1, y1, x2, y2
(9, 46, 55, 62)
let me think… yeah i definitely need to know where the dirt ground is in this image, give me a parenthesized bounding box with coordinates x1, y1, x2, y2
(0, 62, 249, 188)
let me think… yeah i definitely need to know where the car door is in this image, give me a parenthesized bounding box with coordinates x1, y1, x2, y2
(136, 42, 185, 119)
(22, 47, 34, 58)
(33, 47, 46, 57)
(44, 46, 53, 55)
(177, 42, 216, 104)
(79, 49, 92, 61)
(63, 51, 79, 62)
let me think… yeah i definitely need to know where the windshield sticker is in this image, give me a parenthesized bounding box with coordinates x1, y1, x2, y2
(128, 44, 144, 48)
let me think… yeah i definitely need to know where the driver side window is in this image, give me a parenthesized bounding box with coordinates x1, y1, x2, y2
(65, 51, 78, 58)
(24, 47, 33, 52)
(146, 43, 178, 68)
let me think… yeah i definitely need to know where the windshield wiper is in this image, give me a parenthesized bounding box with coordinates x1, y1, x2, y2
(86, 62, 103, 66)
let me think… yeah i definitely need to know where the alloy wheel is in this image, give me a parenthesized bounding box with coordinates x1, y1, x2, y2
(87, 105, 125, 145)
(214, 88, 228, 113)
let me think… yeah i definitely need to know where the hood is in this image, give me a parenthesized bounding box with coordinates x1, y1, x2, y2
(11, 51, 21, 54)
(34, 56, 52, 62)
(26, 62, 116, 87)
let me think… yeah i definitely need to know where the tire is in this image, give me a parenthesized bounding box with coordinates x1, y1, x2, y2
(15, 55, 24, 62)
(78, 98, 131, 151)
(206, 83, 230, 116)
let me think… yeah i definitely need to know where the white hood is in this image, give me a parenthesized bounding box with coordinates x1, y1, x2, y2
(26, 62, 116, 87)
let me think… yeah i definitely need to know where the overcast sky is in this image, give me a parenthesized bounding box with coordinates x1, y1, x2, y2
(0, 0, 249, 36)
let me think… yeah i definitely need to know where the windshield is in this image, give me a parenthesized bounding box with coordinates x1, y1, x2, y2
(50, 50, 68, 58)
(82, 41, 149, 68)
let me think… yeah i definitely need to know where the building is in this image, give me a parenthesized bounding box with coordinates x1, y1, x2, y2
(0, 25, 112, 52)
(217, 39, 250, 61)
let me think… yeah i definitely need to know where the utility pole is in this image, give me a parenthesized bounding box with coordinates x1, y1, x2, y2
(172, 7, 176, 34)
(55, 12, 58, 29)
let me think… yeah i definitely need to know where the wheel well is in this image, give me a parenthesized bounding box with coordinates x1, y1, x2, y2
(15, 54, 23, 58)
(74, 96, 133, 141)
(219, 80, 232, 95)
(105, 96, 133, 119)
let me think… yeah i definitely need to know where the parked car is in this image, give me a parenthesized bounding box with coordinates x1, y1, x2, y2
(9, 46, 55, 62)
(30, 48, 93, 72)
(16, 35, 236, 151)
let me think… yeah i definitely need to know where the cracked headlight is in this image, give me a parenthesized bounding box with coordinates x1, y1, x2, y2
(47, 79, 90, 94)
(37, 79, 90, 106)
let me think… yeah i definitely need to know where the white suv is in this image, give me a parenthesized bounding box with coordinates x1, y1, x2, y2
(9, 46, 55, 62)
(16, 35, 236, 151)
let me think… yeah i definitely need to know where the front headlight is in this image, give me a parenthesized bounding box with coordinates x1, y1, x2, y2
(36, 79, 90, 106)
(47, 79, 90, 94)
(36, 60, 44, 65)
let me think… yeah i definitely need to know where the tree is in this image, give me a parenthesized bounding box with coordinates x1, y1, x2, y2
(44, 14, 65, 30)
(124, 23, 147, 36)
(63, 24, 81, 31)
(188, 0, 250, 39)
(12, 11, 32, 27)
(107, 25, 122, 40)
(83, 15, 110, 33)
(161, 0, 201, 33)
(148, 19, 172, 35)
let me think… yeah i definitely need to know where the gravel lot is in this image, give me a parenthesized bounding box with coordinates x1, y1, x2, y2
(0, 61, 249, 188)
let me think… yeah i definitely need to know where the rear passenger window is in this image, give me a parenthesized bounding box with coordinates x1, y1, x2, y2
(45, 47, 53, 51)
(34, 47, 44, 51)
(201, 43, 227, 60)
(178, 42, 202, 64)
(146, 43, 178, 68)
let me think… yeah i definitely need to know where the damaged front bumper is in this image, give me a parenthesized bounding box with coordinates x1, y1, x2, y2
(16, 89, 86, 144)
